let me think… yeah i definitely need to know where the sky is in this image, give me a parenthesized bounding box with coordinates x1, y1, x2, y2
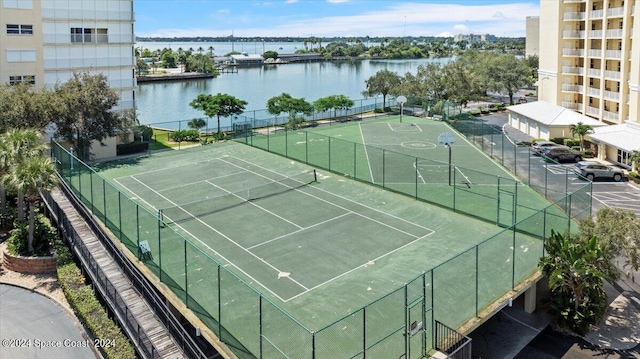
(134, 0, 540, 39)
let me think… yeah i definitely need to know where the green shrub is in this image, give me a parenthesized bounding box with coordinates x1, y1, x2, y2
(581, 150, 594, 158)
(628, 172, 640, 183)
(55, 240, 136, 359)
(169, 129, 200, 142)
(116, 142, 149, 156)
(7, 214, 56, 257)
(0, 207, 16, 230)
(133, 125, 153, 142)
(531, 138, 546, 143)
(549, 137, 566, 145)
(563, 138, 581, 147)
(373, 108, 384, 113)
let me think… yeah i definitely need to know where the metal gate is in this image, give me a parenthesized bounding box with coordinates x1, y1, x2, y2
(406, 297, 427, 359)
(497, 189, 515, 227)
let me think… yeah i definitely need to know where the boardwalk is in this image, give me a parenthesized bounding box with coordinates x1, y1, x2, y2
(49, 188, 186, 359)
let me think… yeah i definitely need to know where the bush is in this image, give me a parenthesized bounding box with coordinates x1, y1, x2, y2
(581, 150, 594, 158)
(531, 138, 546, 143)
(116, 142, 149, 156)
(563, 138, 581, 147)
(7, 213, 56, 257)
(169, 129, 200, 142)
(0, 207, 16, 231)
(55, 240, 136, 359)
(373, 108, 385, 113)
(628, 172, 640, 183)
(549, 137, 566, 145)
(133, 125, 153, 142)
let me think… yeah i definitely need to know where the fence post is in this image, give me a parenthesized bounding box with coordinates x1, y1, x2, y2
(217, 265, 222, 336)
(404, 284, 409, 358)
(118, 192, 122, 241)
(259, 296, 263, 359)
(305, 132, 309, 164)
(136, 206, 140, 260)
(102, 179, 107, 223)
(382, 149, 386, 188)
(158, 214, 162, 281)
(475, 245, 479, 317)
(353, 142, 357, 179)
(90, 171, 94, 213)
(311, 331, 316, 359)
(362, 307, 366, 359)
(184, 238, 188, 304)
(415, 157, 418, 199)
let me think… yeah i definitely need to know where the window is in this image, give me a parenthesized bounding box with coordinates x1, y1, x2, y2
(71, 27, 108, 43)
(6, 49, 36, 62)
(3, 0, 33, 9)
(617, 149, 631, 166)
(9, 75, 35, 85)
(6, 24, 32, 35)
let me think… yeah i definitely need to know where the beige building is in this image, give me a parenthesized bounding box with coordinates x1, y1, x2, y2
(0, 0, 135, 159)
(526, 16, 540, 56)
(538, 0, 640, 168)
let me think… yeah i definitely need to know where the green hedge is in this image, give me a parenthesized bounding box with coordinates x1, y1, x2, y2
(169, 129, 200, 142)
(116, 142, 149, 156)
(55, 238, 136, 359)
(550, 137, 566, 145)
(563, 138, 581, 147)
(7, 213, 56, 257)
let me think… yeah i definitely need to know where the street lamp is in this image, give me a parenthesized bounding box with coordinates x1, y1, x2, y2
(397, 95, 407, 123)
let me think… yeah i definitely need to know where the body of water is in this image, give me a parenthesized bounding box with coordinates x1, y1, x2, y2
(136, 42, 453, 127)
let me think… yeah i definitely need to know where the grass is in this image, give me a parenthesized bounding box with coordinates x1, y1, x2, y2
(150, 129, 197, 150)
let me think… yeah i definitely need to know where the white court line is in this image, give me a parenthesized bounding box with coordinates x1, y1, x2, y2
(359, 122, 376, 184)
(412, 162, 427, 184)
(113, 177, 160, 210)
(284, 232, 435, 302)
(129, 176, 310, 292)
(204, 179, 304, 230)
(157, 171, 245, 193)
(455, 166, 472, 185)
(387, 122, 423, 133)
(112, 158, 219, 181)
(247, 212, 352, 250)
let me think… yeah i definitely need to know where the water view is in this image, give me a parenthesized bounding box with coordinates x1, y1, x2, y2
(135, 42, 453, 127)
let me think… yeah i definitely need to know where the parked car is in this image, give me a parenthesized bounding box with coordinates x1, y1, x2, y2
(542, 147, 583, 163)
(574, 161, 626, 181)
(532, 141, 564, 154)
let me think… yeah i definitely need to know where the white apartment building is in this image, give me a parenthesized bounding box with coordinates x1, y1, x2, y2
(1, 0, 135, 157)
(538, 0, 640, 167)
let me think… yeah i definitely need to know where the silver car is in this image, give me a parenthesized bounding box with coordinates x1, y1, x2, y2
(574, 161, 626, 182)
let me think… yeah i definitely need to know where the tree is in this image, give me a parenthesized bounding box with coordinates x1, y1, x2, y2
(136, 57, 150, 74)
(161, 52, 177, 68)
(4, 156, 58, 253)
(266, 93, 314, 130)
(53, 72, 121, 161)
(188, 118, 206, 131)
(189, 93, 247, 133)
(485, 53, 532, 105)
(570, 122, 593, 152)
(313, 95, 354, 121)
(442, 60, 483, 107)
(630, 151, 640, 172)
(263, 51, 278, 60)
(363, 69, 401, 110)
(539, 230, 610, 335)
(0, 82, 56, 133)
(579, 207, 640, 271)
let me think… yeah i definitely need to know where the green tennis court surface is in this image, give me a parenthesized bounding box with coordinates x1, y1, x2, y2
(95, 141, 545, 331)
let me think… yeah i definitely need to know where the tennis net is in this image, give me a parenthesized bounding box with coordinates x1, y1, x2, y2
(159, 170, 317, 225)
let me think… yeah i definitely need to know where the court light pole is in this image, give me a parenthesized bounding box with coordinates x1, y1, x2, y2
(397, 95, 407, 123)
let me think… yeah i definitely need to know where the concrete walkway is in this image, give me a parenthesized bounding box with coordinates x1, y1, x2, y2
(0, 284, 98, 359)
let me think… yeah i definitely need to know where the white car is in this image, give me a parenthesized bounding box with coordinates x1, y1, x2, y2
(532, 141, 564, 154)
(574, 161, 626, 182)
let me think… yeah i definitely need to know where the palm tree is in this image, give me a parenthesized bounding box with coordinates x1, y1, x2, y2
(5, 156, 58, 253)
(1, 128, 45, 222)
(208, 46, 214, 57)
(570, 122, 593, 152)
(197, 46, 204, 55)
(630, 151, 640, 172)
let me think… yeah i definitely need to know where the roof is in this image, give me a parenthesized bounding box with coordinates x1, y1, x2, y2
(230, 53, 263, 62)
(588, 121, 640, 152)
(507, 101, 607, 127)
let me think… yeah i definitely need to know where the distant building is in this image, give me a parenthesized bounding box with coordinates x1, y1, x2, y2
(453, 33, 496, 43)
(526, 16, 540, 57)
(230, 52, 263, 66)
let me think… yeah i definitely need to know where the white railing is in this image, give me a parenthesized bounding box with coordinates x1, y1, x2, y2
(604, 90, 620, 100)
(588, 49, 602, 57)
(587, 86, 601, 96)
(563, 30, 585, 38)
(561, 84, 583, 92)
(605, 50, 622, 59)
(563, 48, 585, 56)
(586, 106, 600, 116)
(590, 9, 604, 18)
(562, 101, 581, 110)
(587, 68, 602, 77)
(562, 66, 585, 74)
(607, 7, 625, 17)
(563, 11, 586, 20)
(606, 29, 624, 38)
(43, 33, 134, 44)
(604, 70, 621, 79)
(603, 110, 620, 121)
(41, 9, 134, 21)
(44, 57, 134, 69)
(589, 29, 604, 37)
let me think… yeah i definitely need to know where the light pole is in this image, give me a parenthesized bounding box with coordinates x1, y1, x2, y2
(397, 95, 407, 123)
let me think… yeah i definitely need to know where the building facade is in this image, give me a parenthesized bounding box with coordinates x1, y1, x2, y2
(526, 16, 540, 57)
(0, 0, 135, 111)
(538, 0, 640, 167)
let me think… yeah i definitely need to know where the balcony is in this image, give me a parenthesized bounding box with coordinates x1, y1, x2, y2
(604, 70, 621, 79)
(41, 9, 134, 21)
(587, 68, 602, 77)
(607, 7, 625, 17)
(563, 11, 586, 20)
(590, 9, 604, 18)
(588, 49, 602, 57)
(603, 110, 620, 121)
(561, 84, 583, 92)
(43, 33, 134, 44)
(562, 66, 585, 74)
(586, 106, 600, 116)
(606, 29, 624, 38)
(589, 29, 604, 37)
(562, 101, 582, 110)
(44, 56, 134, 69)
(563, 48, 585, 56)
(604, 90, 620, 100)
(605, 50, 622, 59)
(563, 30, 585, 38)
(587, 86, 601, 96)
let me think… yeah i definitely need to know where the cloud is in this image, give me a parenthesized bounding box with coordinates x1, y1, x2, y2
(327, 0, 350, 3)
(285, 0, 298, 3)
(216, 8, 230, 14)
(139, 2, 539, 38)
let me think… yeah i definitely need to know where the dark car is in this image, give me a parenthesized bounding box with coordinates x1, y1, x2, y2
(574, 161, 626, 181)
(542, 147, 583, 163)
